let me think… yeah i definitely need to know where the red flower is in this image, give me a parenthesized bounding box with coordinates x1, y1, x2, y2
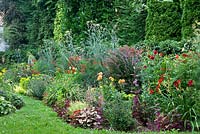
(159, 53, 164, 57)
(175, 54, 179, 59)
(182, 53, 188, 58)
(188, 80, 193, 87)
(174, 79, 181, 88)
(156, 84, 160, 90)
(158, 76, 164, 84)
(156, 84, 161, 93)
(154, 50, 158, 55)
(149, 89, 154, 94)
(148, 55, 155, 60)
(144, 65, 147, 69)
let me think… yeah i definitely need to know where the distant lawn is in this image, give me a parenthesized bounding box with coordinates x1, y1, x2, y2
(0, 96, 123, 134)
(0, 96, 196, 134)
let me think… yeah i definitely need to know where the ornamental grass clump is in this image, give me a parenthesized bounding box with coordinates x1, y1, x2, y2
(104, 45, 142, 93)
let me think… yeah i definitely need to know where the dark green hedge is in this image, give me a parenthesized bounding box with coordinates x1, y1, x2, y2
(114, 0, 147, 45)
(53, 0, 147, 46)
(181, 0, 200, 39)
(145, 0, 182, 42)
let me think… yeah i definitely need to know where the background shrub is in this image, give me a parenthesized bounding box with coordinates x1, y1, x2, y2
(145, 0, 182, 42)
(181, 0, 200, 39)
(114, 0, 147, 45)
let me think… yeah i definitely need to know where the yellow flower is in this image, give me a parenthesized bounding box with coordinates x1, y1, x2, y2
(118, 79, 125, 84)
(98, 72, 103, 76)
(109, 76, 114, 82)
(97, 75, 103, 81)
(1, 68, 6, 73)
(97, 72, 103, 81)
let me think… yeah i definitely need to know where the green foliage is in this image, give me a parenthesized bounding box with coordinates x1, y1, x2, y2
(181, 0, 200, 39)
(0, 96, 16, 116)
(141, 50, 200, 130)
(0, 90, 24, 116)
(68, 101, 88, 116)
(8, 93, 24, 109)
(27, 74, 50, 100)
(3, 63, 31, 84)
(103, 90, 135, 131)
(0, 96, 123, 134)
(53, 0, 68, 42)
(44, 73, 85, 106)
(114, 0, 147, 45)
(145, 0, 182, 41)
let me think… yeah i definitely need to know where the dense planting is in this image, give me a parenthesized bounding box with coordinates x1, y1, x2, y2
(0, 0, 199, 133)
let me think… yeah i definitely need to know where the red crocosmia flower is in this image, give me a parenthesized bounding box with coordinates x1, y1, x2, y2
(156, 84, 160, 90)
(158, 76, 164, 84)
(144, 65, 147, 69)
(156, 84, 161, 93)
(148, 55, 155, 60)
(154, 50, 158, 55)
(174, 79, 181, 88)
(149, 89, 154, 94)
(188, 80, 193, 87)
(175, 54, 179, 59)
(182, 53, 188, 58)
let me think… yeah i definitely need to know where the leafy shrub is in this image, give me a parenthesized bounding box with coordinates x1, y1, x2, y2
(98, 80, 135, 131)
(103, 92, 135, 131)
(27, 75, 51, 100)
(0, 96, 16, 116)
(181, 0, 200, 39)
(0, 90, 24, 109)
(44, 73, 85, 106)
(9, 94, 24, 109)
(141, 50, 200, 130)
(104, 45, 142, 93)
(15, 77, 30, 94)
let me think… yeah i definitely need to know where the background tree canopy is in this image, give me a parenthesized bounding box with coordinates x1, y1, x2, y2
(0, 0, 199, 51)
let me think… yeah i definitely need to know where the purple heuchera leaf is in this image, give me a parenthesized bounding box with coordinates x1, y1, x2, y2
(133, 95, 139, 106)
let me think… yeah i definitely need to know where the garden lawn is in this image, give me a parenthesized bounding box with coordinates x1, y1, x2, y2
(0, 96, 196, 134)
(0, 96, 122, 134)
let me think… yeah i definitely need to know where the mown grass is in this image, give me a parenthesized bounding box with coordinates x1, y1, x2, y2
(0, 96, 122, 134)
(0, 96, 197, 134)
